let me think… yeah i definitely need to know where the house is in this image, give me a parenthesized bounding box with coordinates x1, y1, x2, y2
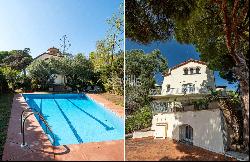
(148, 59, 228, 154)
(161, 59, 215, 95)
(34, 47, 66, 85)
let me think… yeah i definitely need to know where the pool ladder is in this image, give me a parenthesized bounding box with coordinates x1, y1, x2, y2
(20, 108, 56, 148)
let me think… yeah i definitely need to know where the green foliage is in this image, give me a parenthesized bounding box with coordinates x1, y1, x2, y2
(125, 0, 196, 43)
(0, 51, 10, 64)
(27, 59, 57, 90)
(62, 53, 95, 90)
(193, 98, 210, 110)
(17, 75, 32, 92)
(90, 41, 124, 95)
(0, 70, 8, 93)
(125, 49, 167, 114)
(0, 49, 32, 93)
(2, 48, 33, 76)
(106, 2, 124, 51)
(27, 54, 95, 91)
(125, 105, 153, 134)
(174, 0, 244, 83)
(226, 91, 241, 105)
(0, 93, 14, 158)
(0, 67, 20, 91)
(125, 0, 248, 84)
(88, 2, 124, 95)
(193, 90, 241, 110)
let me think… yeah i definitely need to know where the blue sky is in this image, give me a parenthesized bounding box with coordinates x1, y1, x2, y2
(0, 0, 122, 58)
(126, 39, 238, 90)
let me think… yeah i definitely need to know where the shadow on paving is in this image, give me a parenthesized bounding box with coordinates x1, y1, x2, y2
(125, 137, 236, 161)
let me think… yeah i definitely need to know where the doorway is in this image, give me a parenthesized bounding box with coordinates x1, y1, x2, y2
(179, 124, 193, 144)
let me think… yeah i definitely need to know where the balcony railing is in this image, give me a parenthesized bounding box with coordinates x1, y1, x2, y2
(151, 101, 184, 113)
(149, 89, 162, 95)
(149, 87, 211, 96)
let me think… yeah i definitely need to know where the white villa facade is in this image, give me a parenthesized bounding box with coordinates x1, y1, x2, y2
(147, 59, 227, 154)
(161, 59, 215, 95)
(35, 47, 66, 85)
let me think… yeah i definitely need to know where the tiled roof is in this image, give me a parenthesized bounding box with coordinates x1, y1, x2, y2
(163, 59, 206, 77)
(34, 47, 63, 60)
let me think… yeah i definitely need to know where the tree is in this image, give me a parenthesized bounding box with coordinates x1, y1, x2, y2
(2, 48, 33, 76)
(88, 2, 124, 95)
(51, 54, 95, 90)
(125, 49, 168, 114)
(90, 46, 124, 95)
(174, 0, 249, 150)
(59, 35, 72, 56)
(125, 0, 196, 43)
(106, 2, 124, 63)
(0, 51, 10, 64)
(0, 69, 9, 93)
(0, 67, 20, 91)
(27, 59, 57, 90)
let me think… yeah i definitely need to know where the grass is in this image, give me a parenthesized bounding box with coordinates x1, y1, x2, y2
(99, 92, 124, 107)
(0, 93, 14, 159)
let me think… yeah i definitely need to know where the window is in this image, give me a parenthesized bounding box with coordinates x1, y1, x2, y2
(179, 124, 193, 144)
(190, 68, 194, 74)
(185, 125, 193, 141)
(183, 68, 188, 75)
(196, 67, 200, 74)
(182, 84, 187, 93)
(182, 84, 195, 93)
(166, 85, 171, 92)
(188, 84, 195, 93)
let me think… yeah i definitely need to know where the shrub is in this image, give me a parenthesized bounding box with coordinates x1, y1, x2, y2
(125, 105, 153, 134)
(0, 70, 9, 93)
(0, 67, 20, 91)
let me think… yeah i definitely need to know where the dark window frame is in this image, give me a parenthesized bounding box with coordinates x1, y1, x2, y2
(183, 68, 188, 75)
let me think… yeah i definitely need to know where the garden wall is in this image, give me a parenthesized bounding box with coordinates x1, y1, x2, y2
(151, 109, 225, 153)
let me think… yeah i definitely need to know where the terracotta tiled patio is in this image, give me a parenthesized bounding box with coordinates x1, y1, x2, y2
(126, 137, 236, 161)
(2, 93, 124, 161)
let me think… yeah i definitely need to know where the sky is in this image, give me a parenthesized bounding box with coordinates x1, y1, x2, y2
(0, 0, 122, 58)
(126, 39, 238, 90)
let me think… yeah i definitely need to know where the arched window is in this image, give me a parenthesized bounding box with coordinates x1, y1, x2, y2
(183, 68, 188, 75)
(179, 124, 193, 144)
(196, 67, 201, 74)
(190, 68, 194, 74)
(166, 84, 171, 92)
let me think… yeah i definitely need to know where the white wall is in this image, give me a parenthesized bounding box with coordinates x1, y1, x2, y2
(54, 74, 65, 85)
(151, 109, 225, 153)
(161, 62, 215, 95)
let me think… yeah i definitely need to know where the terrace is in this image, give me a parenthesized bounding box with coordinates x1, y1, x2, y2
(126, 137, 235, 161)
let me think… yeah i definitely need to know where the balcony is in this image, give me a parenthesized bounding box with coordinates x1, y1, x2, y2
(149, 89, 162, 95)
(149, 87, 210, 96)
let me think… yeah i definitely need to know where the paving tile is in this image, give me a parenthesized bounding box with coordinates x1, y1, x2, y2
(126, 137, 236, 161)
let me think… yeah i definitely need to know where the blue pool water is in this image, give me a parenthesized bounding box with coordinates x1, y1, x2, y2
(22, 93, 124, 146)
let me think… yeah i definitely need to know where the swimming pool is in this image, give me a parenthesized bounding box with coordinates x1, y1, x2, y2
(22, 93, 124, 146)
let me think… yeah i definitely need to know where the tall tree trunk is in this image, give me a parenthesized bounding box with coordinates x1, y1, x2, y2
(234, 51, 249, 152)
(238, 73, 249, 152)
(219, 0, 249, 151)
(241, 86, 249, 152)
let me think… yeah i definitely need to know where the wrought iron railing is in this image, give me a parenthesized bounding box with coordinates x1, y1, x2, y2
(149, 89, 162, 95)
